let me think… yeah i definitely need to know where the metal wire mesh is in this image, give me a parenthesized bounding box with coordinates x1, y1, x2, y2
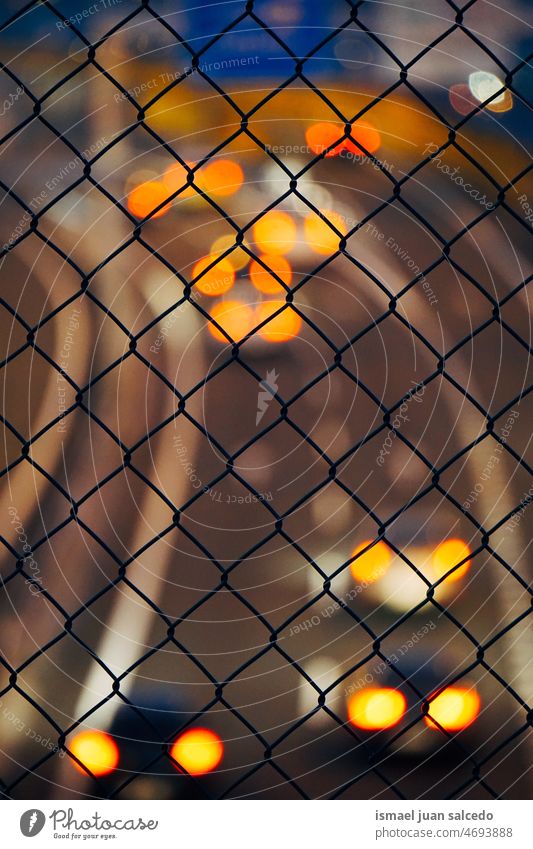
(0, 0, 532, 801)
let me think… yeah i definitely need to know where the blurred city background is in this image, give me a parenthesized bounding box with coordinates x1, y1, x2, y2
(0, 0, 532, 800)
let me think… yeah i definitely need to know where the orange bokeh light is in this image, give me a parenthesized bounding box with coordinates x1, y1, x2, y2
(127, 180, 171, 219)
(170, 728, 224, 775)
(70, 730, 119, 776)
(208, 300, 254, 343)
(255, 300, 302, 343)
(348, 688, 406, 730)
(425, 687, 481, 731)
(304, 209, 347, 255)
(199, 160, 244, 196)
(485, 91, 513, 113)
(345, 121, 382, 155)
(249, 254, 293, 294)
(305, 121, 381, 159)
(431, 538, 471, 583)
(163, 160, 195, 198)
(192, 255, 235, 296)
(253, 211, 297, 256)
(350, 539, 391, 584)
(305, 122, 345, 157)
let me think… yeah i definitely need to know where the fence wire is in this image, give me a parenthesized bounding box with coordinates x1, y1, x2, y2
(0, 0, 532, 801)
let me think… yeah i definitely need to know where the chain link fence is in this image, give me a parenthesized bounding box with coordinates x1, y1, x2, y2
(0, 0, 532, 800)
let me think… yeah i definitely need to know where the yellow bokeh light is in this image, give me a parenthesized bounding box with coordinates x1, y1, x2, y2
(70, 730, 119, 776)
(348, 688, 406, 730)
(304, 209, 346, 255)
(249, 254, 293, 294)
(210, 234, 249, 270)
(255, 300, 302, 343)
(127, 181, 171, 219)
(350, 539, 391, 584)
(170, 728, 224, 775)
(208, 300, 254, 343)
(192, 255, 235, 296)
(253, 211, 297, 256)
(163, 160, 195, 198)
(425, 687, 480, 731)
(199, 160, 244, 196)
(431, 538, 471, 583)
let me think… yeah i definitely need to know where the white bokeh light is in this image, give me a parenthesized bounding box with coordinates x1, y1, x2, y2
(468, 70, 506, 104)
